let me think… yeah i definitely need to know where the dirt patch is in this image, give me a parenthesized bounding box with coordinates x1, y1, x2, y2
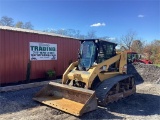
(0, 82, 159, 120)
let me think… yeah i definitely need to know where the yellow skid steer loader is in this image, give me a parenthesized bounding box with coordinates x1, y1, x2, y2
(33, 39, 136, 116)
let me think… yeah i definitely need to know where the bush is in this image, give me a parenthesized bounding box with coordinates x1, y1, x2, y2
(45, 70, 56, 79)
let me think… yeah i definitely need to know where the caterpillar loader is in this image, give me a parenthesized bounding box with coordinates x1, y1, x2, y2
(33, 39, 136, 116)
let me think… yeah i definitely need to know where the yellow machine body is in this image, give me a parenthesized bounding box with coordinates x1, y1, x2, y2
(33, 39, 135, 116)
(62, 52, 127, 88)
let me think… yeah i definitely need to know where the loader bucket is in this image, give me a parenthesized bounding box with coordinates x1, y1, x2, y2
(33, 82, 97, 116)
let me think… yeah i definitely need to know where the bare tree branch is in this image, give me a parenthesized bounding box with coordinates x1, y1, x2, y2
(0, 16, 14, 26)
(120, 30, 137, 50)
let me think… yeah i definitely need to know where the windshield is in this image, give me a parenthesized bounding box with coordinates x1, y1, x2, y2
(78, 41, 96, 71)
(127, 53, 139, 63)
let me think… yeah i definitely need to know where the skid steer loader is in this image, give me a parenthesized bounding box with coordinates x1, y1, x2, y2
(33, 39, 136, 116)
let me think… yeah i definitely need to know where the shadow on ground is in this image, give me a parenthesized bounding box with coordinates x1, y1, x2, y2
(79, 93, 160, 119)
(107, 93, 160, 116)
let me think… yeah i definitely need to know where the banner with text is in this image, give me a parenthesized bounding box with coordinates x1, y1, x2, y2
(30, 42, 57, 60)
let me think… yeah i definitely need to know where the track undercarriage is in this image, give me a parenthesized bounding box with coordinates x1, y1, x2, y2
(65, 74, 136, 106)
(95, 74, 136, 106)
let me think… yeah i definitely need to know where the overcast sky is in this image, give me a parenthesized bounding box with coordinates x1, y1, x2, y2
(0, 0, 159, 42)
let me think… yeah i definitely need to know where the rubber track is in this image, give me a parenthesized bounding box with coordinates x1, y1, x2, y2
(95, 74, 134, 106)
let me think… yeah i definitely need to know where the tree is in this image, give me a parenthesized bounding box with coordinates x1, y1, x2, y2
(15, 21, 24, 28)
(143, 44, 153, 60)
(66, 29, 76, 37)
(150, 40, 160, 63)
(24, 22, 33, 30)
(55, 29, 67, 35)
(120, 30, 137, 50)
(98, 36, 110, 41)
(78, 35, 86, 39)
(86, 30, 97, 39)
(44, 28, 86, 39)
(15, 21, 34, 29)
(143, 40, 160, 63)
(0, 16, 14, 26)
(74, 30, 81, 38)
(0, 16, 34, 29)
(131, 40, 143, 53)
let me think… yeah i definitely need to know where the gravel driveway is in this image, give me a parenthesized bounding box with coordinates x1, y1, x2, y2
(0, 82, 160, 120)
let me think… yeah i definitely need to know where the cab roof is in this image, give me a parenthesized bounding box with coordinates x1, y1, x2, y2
(79, 39, 117, 46)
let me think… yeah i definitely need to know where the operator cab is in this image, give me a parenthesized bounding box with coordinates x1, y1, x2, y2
(127, 52, 139, 64)
(78, 39, 117, 71)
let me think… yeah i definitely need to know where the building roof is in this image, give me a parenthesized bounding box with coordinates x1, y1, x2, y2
(0, 26, 79, 40)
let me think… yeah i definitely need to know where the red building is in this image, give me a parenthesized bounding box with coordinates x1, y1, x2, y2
(0, 26, 80, 84)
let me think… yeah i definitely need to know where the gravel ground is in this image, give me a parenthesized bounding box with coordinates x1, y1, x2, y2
(0, 82, 160, 120)
(128, 63, 160, 84)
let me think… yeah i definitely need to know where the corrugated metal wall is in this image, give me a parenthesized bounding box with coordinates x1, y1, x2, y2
(0, 29, 80, 84)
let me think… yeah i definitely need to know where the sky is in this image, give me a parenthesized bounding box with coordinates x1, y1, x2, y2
(0, 0, 159, 42)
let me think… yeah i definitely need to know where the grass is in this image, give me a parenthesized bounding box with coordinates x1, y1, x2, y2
(154, 64, 160, 67)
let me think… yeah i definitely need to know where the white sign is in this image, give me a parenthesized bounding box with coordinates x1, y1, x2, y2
(30, 42, 57, 60)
